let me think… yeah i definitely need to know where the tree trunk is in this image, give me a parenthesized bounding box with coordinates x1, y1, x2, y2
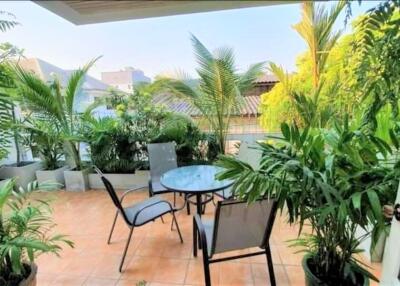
(63, 141, 81, 170)
(11, 106, 21, 165)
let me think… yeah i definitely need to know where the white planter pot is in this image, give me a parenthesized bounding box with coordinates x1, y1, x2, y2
(64, 169, 90, 192)
(370, 225, 390, 262)
(89, 170, 149, 190)
(36, 166, 70, 189)
(0, 161, 43, 190)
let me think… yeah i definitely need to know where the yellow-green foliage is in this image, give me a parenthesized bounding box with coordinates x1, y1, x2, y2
(259, 34, 361, 131)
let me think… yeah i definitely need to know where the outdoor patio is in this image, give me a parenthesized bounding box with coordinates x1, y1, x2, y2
(34, 190, 382, 286)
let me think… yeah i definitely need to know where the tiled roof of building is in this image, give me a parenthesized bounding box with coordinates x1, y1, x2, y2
(255, 74, 278, 83)
(153, 94, 261, 117)
(153, 73, 277, 117)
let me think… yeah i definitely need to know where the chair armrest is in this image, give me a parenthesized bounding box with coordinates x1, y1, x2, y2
(132, 199, 173, 225)
(194, 214, 209, 257)
(120, 184, 148, 203)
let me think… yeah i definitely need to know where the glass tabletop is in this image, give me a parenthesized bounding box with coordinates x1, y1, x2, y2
(160, 165, 233, 193)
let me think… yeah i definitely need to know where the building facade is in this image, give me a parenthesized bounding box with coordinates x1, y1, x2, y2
(101, 67, 151, 93)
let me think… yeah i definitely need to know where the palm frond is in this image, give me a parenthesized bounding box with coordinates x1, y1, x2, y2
(293, 1, 345, 88)
(238, 62, 265, 93)
(12, 65, 61, 120)
(156, 35, 263, 153)
(65, 56, 100, 117)
(0, 11, 19, 33)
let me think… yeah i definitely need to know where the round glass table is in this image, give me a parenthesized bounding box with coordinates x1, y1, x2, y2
(160, 165, 233, 216)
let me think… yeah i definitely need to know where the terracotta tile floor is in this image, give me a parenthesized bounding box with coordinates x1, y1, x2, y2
(34, 190, 382, 286)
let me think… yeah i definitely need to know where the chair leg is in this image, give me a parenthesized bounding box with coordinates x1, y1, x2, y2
(202, 255, 211, 286)
(160, 216, 165, 223)
(172, 211, 183, 243)
(186, 195, 191, 215)
(108, 210, 119, 244)
(173, 192, 176, 207)
(265, 245, 276, 286)
(119, 226, 134, 273)
(193, 218, 197, 257)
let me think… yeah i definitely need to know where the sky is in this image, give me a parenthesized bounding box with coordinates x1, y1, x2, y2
(1, 1, 379, 80)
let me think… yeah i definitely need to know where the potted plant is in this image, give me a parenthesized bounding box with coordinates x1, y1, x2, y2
(11, 58, 100, 191)
(83, 84, 165, 190)
(0, 62, 43, 190)
(216, 121, 398, 285)
(19, 119, 69, 189)
(0, 179, 73, 285)
(0, 98, 43, 191)
(83, 115, 149, 190)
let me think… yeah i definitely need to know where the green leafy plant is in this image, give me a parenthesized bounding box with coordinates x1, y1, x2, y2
(353, 0, 400, 132)
(18, 119, 64, 170)
(0, 83, 12, 161)
(156, 35, 264, 154)
(0, 11, 20, 163)
(82, 115, 143, 173)
(153, 113, 218, 165)
(11, 58, 99, 170)
(83, 96, 218, 172)
(216, 120, 398, 284)
(0, 179, 73, 285)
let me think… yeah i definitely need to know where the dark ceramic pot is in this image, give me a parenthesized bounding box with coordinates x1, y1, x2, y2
(302, 255, 369, 286)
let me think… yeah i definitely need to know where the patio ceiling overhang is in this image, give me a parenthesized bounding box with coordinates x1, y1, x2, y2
(34, 1, 295, 25)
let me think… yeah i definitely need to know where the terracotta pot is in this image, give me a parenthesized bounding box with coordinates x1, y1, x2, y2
(19, 263, 37, 286)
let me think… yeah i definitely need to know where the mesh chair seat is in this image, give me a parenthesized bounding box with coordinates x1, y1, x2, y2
(150, 181, 168, 194)
(124, 196, 172, 226)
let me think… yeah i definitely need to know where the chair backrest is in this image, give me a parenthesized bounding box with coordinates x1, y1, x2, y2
(211, 198, 278, 256)
(94, 166, 130, 223)
(237, 142, 262, 170)
(148, 142, 178, 181)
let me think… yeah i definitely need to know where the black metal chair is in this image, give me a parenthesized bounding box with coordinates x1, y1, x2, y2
(216, 142, 262, 200)
(193, 198, 278, 286)
(94, 167, 183, 272)
(148, 142, 178, 197)
(148, 142, 212, 214)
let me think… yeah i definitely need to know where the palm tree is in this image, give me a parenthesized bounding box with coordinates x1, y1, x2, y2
(11, 58, 99, 170)
(292, 1, 345, 89)
(265, 1, 345, 128)
(157, 35, 264, 154)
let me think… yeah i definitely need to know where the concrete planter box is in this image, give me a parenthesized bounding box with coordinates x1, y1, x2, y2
(0, 161, 43, 190)
(89, 170, 149, 190)
(64, 169, 90, 192)
(36, 166, 70, 189)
